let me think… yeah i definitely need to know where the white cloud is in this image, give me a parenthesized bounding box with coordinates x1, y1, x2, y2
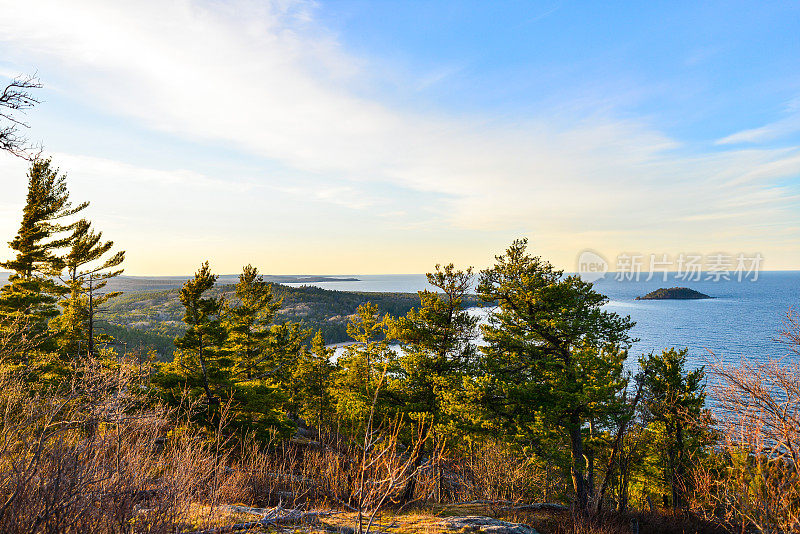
(716, 106, 800, 145)
(0, 0, 798, 270)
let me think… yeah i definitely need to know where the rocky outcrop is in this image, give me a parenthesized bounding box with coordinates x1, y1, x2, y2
(635, 287, 712, 300)
(440, 516, 539, 534)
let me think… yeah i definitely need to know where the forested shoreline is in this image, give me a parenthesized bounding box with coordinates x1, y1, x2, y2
(95, 282, 484, 356)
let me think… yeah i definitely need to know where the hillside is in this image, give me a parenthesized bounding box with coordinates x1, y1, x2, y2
(97, 283, 484, 358)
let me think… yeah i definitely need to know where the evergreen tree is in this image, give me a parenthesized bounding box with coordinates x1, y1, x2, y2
(0, 158, 87, 359)
(156, 263, 297, 439)
(392, 264, 478, 420)
(54, 218, 125, 357)
(640, 348, 706, 510)
(224, 264, 282, 380)
(292, 331, 335, 432)
(390, 263, 478, 501)
(477, 238, 634, 514)
(168, 261, 227, 408)
(335, 302, 396, 433)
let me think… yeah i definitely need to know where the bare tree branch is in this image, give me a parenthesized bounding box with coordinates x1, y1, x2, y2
(0, 73, 43, 159)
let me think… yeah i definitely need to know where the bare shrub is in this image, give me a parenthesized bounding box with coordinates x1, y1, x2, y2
(0, 311, 51, 366)
(0, 358, 242, 533)
(688, 353, 800, 532)
(443, 439, 552, 503)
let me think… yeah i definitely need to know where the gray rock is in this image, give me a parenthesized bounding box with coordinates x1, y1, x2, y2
(440, 516, 539, 534)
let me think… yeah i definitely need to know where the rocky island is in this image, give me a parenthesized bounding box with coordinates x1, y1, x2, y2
(636, 287, 712, 300)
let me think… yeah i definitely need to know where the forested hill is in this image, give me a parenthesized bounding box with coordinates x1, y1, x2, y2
(98, 283, 484, 358)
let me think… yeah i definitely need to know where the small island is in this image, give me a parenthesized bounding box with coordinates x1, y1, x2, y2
(635, 287, 712, 300)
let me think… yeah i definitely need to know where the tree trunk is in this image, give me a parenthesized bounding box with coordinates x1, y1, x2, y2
(398, 419, 429, 504)
(568, 411, 589, 514)
(673, 420, 685, 510)
(587, 441, 595, 501)
(595, 374, 646, 514)
(618, 453, 630, 512)
(196, 333, 215, 407)
(88, 277, 94, 358)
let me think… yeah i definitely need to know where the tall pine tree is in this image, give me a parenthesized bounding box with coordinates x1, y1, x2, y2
(55, 218, 125, 357)
(390, 263, 478, 502)
(292, 331, 335, 432)
(0, 158, 87, 360)
(172, 261, 226, 407)
(477, 239, 634, 514)
(224, 264, 301, 439)
(335, 303, 396, 433)
(640, 348, 706, 510)
(223, 264, 281, 380)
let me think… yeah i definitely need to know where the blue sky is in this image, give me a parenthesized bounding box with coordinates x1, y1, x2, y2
(0, 1, 799, 274)
(319, 1, 800, 139)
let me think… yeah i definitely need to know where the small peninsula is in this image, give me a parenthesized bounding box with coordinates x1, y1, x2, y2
(635, 287, 712, 300)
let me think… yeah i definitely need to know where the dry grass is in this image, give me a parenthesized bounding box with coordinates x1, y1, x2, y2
(0, 359, 247, 533)
(244, 503, 728, 534)
(5, 347, 795, 534)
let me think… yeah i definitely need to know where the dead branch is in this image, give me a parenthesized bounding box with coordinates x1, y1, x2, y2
(0, 74, 42, 159)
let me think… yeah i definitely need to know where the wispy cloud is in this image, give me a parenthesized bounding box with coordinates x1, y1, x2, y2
(716, 100, 800, 145)
(0, 0, 798, 271)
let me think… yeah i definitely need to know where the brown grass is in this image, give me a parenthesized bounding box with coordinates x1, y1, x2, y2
(0, 359, 246, 533)
(5, 343, 797, 534)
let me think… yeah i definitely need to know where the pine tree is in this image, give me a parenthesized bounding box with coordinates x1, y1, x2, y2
(156, 263, 297, 439)
(392, 264, 477, 420)
(169, 261, 227, 408)
(0, 158, 87, 359)
(477, 238, 634, 514)
(335, 302, 396, 433)
(223, 264, 282, 380)
(640, 348, 706, 510)
(228, 265, 315, 436)
(55, 218, 125, 357)
(390, 263, 478, 502)
(293, 331, 335, 432)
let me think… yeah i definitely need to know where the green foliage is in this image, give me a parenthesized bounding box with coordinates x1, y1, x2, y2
(639, 348, 707, 509)
(154, 263, 301, 440)
(223, 264, 282, 380)
(390, 263, 478, 433)
(292, 331, 335, 430)
(0, 158, 87, 360)
(155, 261, 228, 419)
(640, 349, 705, 427)
(53, 218, 125, 357)
(334, 302, 397, 433)
(476, 238, 634, 512)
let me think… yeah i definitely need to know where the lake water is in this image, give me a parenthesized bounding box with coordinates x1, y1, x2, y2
(288, 272, 800, 371)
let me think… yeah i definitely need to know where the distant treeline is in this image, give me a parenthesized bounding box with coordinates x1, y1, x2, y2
(99, 283, 485, 356)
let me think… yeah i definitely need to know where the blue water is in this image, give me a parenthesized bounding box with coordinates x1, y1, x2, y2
(289, 272, 800, 370)
(285, 274, 436, 293)
(596, 273, 800, 369)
